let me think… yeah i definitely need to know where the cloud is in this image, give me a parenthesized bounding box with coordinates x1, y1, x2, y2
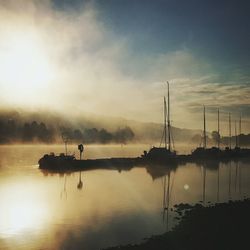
(0, 0, 249, 132)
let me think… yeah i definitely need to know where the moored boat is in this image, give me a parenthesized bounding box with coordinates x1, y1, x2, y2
(38, 153, 76, 169)
(142, 81, 176, 162)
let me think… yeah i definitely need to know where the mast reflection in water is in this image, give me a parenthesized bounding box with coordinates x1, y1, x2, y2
(0, 145, 250, 250)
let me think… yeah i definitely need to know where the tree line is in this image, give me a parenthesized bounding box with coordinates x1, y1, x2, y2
(60, 126, 134, 144)
(191, 130, 250, 146)
(0, 118, 135, 144)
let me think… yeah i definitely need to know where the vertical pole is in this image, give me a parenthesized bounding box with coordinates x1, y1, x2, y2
(235, 120, 238, 148)
(203, 106, 206, 149)
(163, 175, 166, 209)
(164, 97, 167, 149)
(166, 172, 170, 209)
(239, 114, 241, 148)
(229, 113, 231, 149)
(167, 82, 171, 151)
(217, 108, 220, 149)
(239, 163, 242, 196)
(162, 175, 166, 223)
(217, 165, 220, 202)
(235, 162, 238, 192)
(229, 162, 231, 200)
(203, 166, 206, 205)
(166, 172, 170, 231)
(65, 141, 67, 156)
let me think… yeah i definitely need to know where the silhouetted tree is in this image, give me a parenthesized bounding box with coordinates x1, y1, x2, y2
(211, 131, 220, 145)
(0, 119, 8, 143)
(6, 119, 17, 140)
(38, 122, 53, 142)
(0, 115, 137, 144)
(114, 126, 134, 143)
(22, 123, 32, 141)
(99, 128, 113, 143)
(83, 128, 99, 143)
(73, 129, 83, 142)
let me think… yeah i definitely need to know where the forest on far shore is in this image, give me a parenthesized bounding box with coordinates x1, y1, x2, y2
(191, 131, 250, 147)
(0, 119, 135, 144)
(1, 110, 250, 146)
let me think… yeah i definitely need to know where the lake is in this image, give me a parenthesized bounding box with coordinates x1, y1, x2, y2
(0, 145, 249, 250)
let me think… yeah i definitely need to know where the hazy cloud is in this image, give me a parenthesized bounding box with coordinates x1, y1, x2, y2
(0, 0, 249, 132)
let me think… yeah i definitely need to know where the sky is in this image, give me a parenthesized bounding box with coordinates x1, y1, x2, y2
(0, 0, 250, 132)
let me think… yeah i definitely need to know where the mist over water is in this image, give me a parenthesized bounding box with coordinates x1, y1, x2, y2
(1, 1, 250, 131)
(0, 1, 249, 249)
(0, 145, 249, 250)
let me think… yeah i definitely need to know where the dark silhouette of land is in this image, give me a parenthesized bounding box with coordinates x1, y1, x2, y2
(0, 117, 134, 144)
(192, 131, 250, 147)
(0, 109, 203, 144)
(1, 109, 250, 145)
(104, 199, 250, 250)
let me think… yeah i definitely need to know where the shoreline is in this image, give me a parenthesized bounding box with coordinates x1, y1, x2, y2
(103, 199, 250, 250)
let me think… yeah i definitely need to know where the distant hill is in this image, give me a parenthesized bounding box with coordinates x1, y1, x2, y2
(0, 108, 206, 145)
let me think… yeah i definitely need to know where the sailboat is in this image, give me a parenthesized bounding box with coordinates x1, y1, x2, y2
(191, 106, 221, 158)
(191, 108, 250, 159)
(142, 82, 176, 162)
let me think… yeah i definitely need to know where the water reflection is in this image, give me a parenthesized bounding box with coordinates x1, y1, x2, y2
(194, 160, 247, 205)
(239, 162, 242, 195)
(162, 171, 171, 231)
(0, 183, 49, 237)
(0, 145, 249, 250)
(60, 175, 67, 199)
(235, 162, 239, 192)
(217, 164, 220, 202)
(77, 171, 83, 190)
(39, 159, 250, 237)
(229, 161, 232, 200)
(202, 165, 206, 205)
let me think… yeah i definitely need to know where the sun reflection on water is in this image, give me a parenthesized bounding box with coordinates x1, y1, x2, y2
(0, 185, 48, 237)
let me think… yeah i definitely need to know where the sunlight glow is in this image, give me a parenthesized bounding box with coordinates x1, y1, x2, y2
(2, 201, 45, 234)
(0, 31, 55, 99)
(0, 185, 48, 236)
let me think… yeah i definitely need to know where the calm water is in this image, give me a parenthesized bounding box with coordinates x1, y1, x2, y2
(0, 145, 250, 250)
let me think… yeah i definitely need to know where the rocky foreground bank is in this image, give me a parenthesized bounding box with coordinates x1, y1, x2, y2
(104, 199, 250, 250)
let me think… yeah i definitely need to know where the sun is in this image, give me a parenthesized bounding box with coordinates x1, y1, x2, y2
(0, 31, 54, 100)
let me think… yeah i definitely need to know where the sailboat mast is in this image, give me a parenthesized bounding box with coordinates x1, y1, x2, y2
(229, 113, 231, 149)
(239, 114, 241, 148)
(203, 106, 207, 149)
(167, 81, 171, 151)
(217, 108, 220, 149)
(164, 96, 167, 149)
(235, 120, 238, 147)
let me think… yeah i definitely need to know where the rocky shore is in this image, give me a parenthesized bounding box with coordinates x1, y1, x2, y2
(104, 199, 250, 250)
